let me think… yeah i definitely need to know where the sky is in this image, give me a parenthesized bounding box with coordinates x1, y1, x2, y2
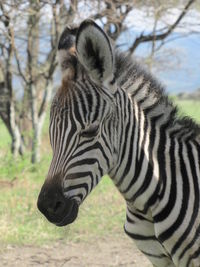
(3, 3, 200, 97)
(117, 7, 200, 93)
(119, 30, 200, 93)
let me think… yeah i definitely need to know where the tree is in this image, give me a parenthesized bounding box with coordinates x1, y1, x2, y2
(127, 0, 196, 54)
(0, 0, 198, 163)
(0, 2, 24, 156)
(0, 0, 78, 162)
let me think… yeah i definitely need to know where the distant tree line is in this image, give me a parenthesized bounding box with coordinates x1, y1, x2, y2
(0, 0, 197, 163)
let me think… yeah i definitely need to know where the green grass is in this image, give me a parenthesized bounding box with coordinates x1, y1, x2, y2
(0, 171, 124, 246)
(175, 99, 200, 123)
(0, 99, 199, 247)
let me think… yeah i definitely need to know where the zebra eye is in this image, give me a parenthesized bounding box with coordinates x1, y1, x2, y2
(81, 125, 99, 138)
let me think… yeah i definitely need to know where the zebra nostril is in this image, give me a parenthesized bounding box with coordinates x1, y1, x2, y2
(47, 199, 65, 215)
(54, 200, 65, 214)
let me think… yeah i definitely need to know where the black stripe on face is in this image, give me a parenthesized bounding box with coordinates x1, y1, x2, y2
(93, 88, 100, 123)
(73, 98, 85, 128)
(76, 90, 87, 123)
(71, 142, 110, 169)
(64, 183, 89, 195)
(75, 81, 107, 126)
(86, 80, 100, 123)
(66, 158, 104, 177)
(101, 124, 113, 160)
(64, 171, 95, 197)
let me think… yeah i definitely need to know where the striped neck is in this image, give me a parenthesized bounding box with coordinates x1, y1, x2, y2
(109, 54, 200, 214)
(109, 88, 160, 213)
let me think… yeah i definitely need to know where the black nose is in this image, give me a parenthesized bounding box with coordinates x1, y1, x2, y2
(38, 192, 65, 216)
(37, 184, 78, 226)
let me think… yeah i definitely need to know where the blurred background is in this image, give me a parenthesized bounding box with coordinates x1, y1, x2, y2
(0, 0, 200, 266)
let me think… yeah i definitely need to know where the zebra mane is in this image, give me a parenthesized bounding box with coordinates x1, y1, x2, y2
(114, 51, 200, 140)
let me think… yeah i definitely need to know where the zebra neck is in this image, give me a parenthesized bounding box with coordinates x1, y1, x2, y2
(111, 92, 200, 217)
(110, 56, 200, 213)
(115, 53, 200, 142)
(109, 88, 161, 214)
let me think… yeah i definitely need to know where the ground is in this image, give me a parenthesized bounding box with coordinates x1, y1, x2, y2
(0, 236, 152, 267)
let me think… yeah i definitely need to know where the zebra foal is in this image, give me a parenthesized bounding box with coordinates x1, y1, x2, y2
(37, 19, 200, 267)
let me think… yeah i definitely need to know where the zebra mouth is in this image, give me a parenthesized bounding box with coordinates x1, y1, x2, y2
(55, 200, 79, 227)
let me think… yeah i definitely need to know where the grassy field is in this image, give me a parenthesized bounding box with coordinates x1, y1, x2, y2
(175, 99, 200, 122)
(0, 98, 200, 247)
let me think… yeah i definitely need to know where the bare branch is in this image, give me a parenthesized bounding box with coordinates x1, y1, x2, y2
(38, 80, 52, 119)
(128, 0, 196, 54)
(13, 46, 28, 84)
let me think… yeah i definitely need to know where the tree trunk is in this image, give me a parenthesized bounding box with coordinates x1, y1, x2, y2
(31, 81, 53, 163)
(31, 118, 42, 163)
(9, 101, 24, 156)
(0, 107, 24, 156)
(0, 76, 24, 157)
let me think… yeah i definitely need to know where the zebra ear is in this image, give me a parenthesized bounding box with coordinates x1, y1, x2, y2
(76, 20, 114, 87)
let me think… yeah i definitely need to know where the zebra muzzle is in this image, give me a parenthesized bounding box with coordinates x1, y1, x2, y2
(37, 185, 79, 227)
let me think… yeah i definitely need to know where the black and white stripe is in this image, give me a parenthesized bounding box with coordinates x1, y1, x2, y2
(45, 20, 200, 267)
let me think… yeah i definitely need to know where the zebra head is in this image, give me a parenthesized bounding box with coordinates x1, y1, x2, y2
(37, 20, 119, 226)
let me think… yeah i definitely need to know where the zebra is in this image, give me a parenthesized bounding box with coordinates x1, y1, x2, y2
(37, 19, 200, 267)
